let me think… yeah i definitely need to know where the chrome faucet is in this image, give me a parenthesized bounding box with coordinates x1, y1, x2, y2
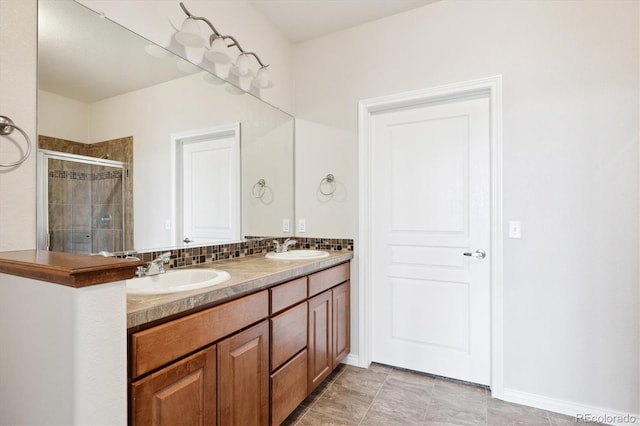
(273, 238, 297, 253)
(136, 252, 171, 277)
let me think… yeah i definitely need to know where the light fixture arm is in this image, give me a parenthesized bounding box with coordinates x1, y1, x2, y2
(179, 2, 222, 37)
(243, 51, 269, 69)
(179, 2, 269, 69)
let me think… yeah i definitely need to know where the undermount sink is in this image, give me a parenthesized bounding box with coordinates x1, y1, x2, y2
(126, 268, 231, 295)
(266, 249, 330, 260)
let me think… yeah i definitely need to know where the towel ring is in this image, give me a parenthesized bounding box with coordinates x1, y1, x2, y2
(252, 178, 266, 198)
(319, 174, 336, 196)
(0, 115, 32, 167)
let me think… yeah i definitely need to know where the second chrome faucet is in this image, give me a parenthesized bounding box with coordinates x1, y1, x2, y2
(272, 238, 297, 253)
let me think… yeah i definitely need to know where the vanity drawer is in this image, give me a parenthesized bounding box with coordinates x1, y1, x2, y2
(270, 302, 307, 371)
(270, 349, 308, 426)
(308, 263, 350, 297)
(270, 277, 307, 314)
(131, 290, 269, 378)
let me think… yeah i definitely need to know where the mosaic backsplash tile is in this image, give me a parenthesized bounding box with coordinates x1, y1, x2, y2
(132, 237, 353, 269)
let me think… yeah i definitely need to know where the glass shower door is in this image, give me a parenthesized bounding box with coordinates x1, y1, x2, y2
(37, 150, 126, 254)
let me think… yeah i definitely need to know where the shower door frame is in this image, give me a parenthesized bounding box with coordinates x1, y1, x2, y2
(37, 149, 127, 253)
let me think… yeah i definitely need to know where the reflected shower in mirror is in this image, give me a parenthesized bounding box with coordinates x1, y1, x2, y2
(38, 149, 128, 254)
(36, 0, 294, 253)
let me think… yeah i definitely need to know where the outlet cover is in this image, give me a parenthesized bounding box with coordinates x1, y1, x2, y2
(509, 221, 521, 238)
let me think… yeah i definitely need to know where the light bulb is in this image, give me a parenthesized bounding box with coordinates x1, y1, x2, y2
(255, 67, 270, 88)
(235, 54, 250, 76)
(175, 18, 204, 48)
(205, 36, 231, 64)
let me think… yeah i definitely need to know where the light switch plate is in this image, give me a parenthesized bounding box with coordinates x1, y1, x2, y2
(298, 219, 306, 233)
(509, 221, 521, 238)
(282, 219, 290, 233)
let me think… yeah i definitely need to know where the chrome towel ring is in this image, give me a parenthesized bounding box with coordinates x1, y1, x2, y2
(0, 115, 32, 167)
(319, 174, 336, 196)
(252, 178, 267, 198)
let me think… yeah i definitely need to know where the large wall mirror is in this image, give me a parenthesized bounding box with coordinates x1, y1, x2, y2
(36, 0, 294, 254)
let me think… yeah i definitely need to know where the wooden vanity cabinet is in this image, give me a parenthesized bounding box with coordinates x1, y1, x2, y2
(269, 276, 308, 426)
(129, 291, 269, 426)
(307, 290, 333, 391)
(270, 349, 308, 426)
(130, 345, 216, 426)
(130, 291, 269, 378)
(128, 261, 351, 426)
(332, 281, 350, 366)
(218, 321, 269, 426)
(307, 264, 350, 393)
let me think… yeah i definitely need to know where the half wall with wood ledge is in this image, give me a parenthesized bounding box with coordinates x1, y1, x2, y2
(0, 250, 144, 425)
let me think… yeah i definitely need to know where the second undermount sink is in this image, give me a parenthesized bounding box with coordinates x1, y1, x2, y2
(126, 268, 231, 295)
(266, 249, 330, 260)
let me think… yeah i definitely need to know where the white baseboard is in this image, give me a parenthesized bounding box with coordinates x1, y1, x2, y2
(342, 353, 365, 368)
(502, 388, 639, 426)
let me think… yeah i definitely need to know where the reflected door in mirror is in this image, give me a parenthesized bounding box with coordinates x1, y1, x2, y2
(177, 124, 241, 245)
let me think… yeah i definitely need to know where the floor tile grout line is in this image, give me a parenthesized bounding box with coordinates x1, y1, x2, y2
(303, 365, 348, 415)
(292, 367, 348, 426)
(357, 366, 392, 426)
(290, 405, 311, 426)
(422, 377, 436, 424)
(293, 363, 573, 426)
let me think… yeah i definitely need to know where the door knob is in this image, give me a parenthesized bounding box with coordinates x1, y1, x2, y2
(463, 249, 486, 259)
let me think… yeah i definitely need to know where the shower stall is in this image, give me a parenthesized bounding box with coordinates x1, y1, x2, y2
(37, 149, 127, 254)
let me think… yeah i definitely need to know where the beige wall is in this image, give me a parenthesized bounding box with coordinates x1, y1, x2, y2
(293, 0, 639, 415)
(2, 0, 639, 418)
(0, 0, 37, 251)
(38, 91, 89, 142)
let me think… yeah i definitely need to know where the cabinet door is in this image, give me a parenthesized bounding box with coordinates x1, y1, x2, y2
(130, 345, 216, 426)
(307, 291, 333, 392)
(332, 281, 350, 366)
(218, 320, 269, 426)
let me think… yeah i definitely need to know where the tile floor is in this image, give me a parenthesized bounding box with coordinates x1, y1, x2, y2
(283, 363, 597, 426)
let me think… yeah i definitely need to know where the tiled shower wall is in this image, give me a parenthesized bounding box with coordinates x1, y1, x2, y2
(39, 135, 134, 250)
(91, 166, 124, 253)
(46, 160, 124, 254)
(47, 160, 93, 253)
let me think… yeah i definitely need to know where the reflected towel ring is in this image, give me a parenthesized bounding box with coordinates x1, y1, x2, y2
(0, 115, 32, 167)
(252, 178, 266, 198)
(319, 174, 336, 196)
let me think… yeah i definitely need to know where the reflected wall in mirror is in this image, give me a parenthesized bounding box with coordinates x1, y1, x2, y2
(37, 0, 294, 253)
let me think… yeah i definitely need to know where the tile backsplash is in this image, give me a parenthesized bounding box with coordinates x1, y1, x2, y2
(136, 237, 353, 269)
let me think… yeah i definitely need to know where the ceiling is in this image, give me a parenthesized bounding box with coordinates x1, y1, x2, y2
(248, 0, 437, 43)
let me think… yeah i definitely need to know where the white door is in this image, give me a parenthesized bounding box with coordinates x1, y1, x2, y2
(371, 95, 491, 385)
(179, 130, 240, 245)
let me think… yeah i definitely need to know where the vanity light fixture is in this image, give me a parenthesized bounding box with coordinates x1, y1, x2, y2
(175, 17, 205, 48)
(175, 2, 273, 89)
(206, 35, 232, 64)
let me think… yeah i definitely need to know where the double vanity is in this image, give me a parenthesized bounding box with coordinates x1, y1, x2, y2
(0, 247, 351, 425)
(126, 249, 352, 425)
